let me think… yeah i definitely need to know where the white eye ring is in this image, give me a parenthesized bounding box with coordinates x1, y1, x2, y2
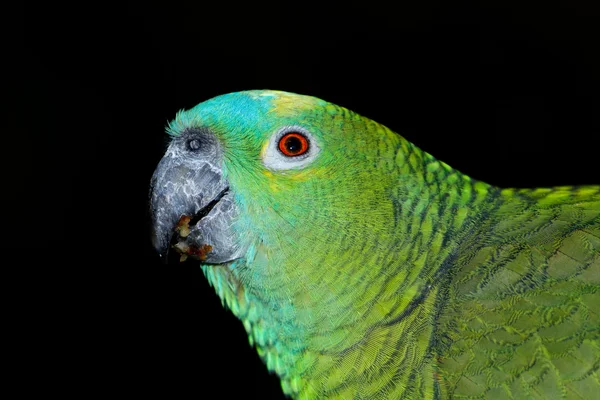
(262, 126, 320, 171)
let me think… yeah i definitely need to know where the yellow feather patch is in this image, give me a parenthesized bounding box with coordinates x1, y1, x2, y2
(267, 91, 322, 117)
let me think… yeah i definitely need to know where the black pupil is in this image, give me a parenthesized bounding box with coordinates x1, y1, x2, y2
(188, 139, 201, 151)
(285, 136, 303, 154)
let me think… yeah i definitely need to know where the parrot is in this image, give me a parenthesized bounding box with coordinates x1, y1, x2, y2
(149, 90, 599, 399)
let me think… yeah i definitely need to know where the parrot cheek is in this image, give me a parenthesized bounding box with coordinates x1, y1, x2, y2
(174, 192, 247, 264)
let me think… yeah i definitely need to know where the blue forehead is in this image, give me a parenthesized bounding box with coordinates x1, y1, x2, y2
(169, 91, 281, 135)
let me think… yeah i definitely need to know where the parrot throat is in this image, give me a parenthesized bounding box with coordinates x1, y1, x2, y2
(200, 142, 499, 398)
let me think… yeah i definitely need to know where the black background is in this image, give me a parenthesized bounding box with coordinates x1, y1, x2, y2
(14, 1, 599, 398)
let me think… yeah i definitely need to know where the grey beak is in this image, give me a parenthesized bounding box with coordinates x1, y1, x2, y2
(149, 134, 246, 264)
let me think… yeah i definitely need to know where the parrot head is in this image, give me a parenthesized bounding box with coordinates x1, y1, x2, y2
(149, 90, 480, 396)
(150, 90, 417, 298)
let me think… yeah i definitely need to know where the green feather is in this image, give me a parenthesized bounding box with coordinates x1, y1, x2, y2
(167, 90, 599, 399)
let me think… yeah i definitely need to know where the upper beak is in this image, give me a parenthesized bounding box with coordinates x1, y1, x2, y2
(149, 140, 245, 264)
(149, 151, 227, 260)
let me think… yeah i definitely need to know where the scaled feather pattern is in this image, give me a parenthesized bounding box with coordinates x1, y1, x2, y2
(150, 90, 599, 399)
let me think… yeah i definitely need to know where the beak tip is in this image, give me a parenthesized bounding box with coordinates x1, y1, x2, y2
(158, 251, 169, 265)
(151, 226, 172, 264)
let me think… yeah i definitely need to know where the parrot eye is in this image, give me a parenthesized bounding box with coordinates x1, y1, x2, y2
(262, 126, 320, 171)
(187, 139, 202, 151)
(278, 132, 309, 157)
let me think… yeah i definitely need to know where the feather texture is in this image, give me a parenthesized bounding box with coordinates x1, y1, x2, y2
(159, 90, 599, 399)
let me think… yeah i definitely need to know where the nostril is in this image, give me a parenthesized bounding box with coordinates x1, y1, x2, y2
(187, 138, 202, 151)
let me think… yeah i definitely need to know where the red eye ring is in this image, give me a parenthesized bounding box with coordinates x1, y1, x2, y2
(278, 132, 309, 157)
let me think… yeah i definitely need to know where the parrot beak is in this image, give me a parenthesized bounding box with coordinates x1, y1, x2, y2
(149, 144, 245, 264)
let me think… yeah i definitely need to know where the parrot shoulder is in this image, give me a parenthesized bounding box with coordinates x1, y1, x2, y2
(435, 185, 600, 399)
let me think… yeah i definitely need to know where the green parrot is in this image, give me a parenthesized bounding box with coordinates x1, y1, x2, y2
(149, 90, 599, 399)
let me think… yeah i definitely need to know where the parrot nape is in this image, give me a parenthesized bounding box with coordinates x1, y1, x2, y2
(149, 90, 599, 399)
